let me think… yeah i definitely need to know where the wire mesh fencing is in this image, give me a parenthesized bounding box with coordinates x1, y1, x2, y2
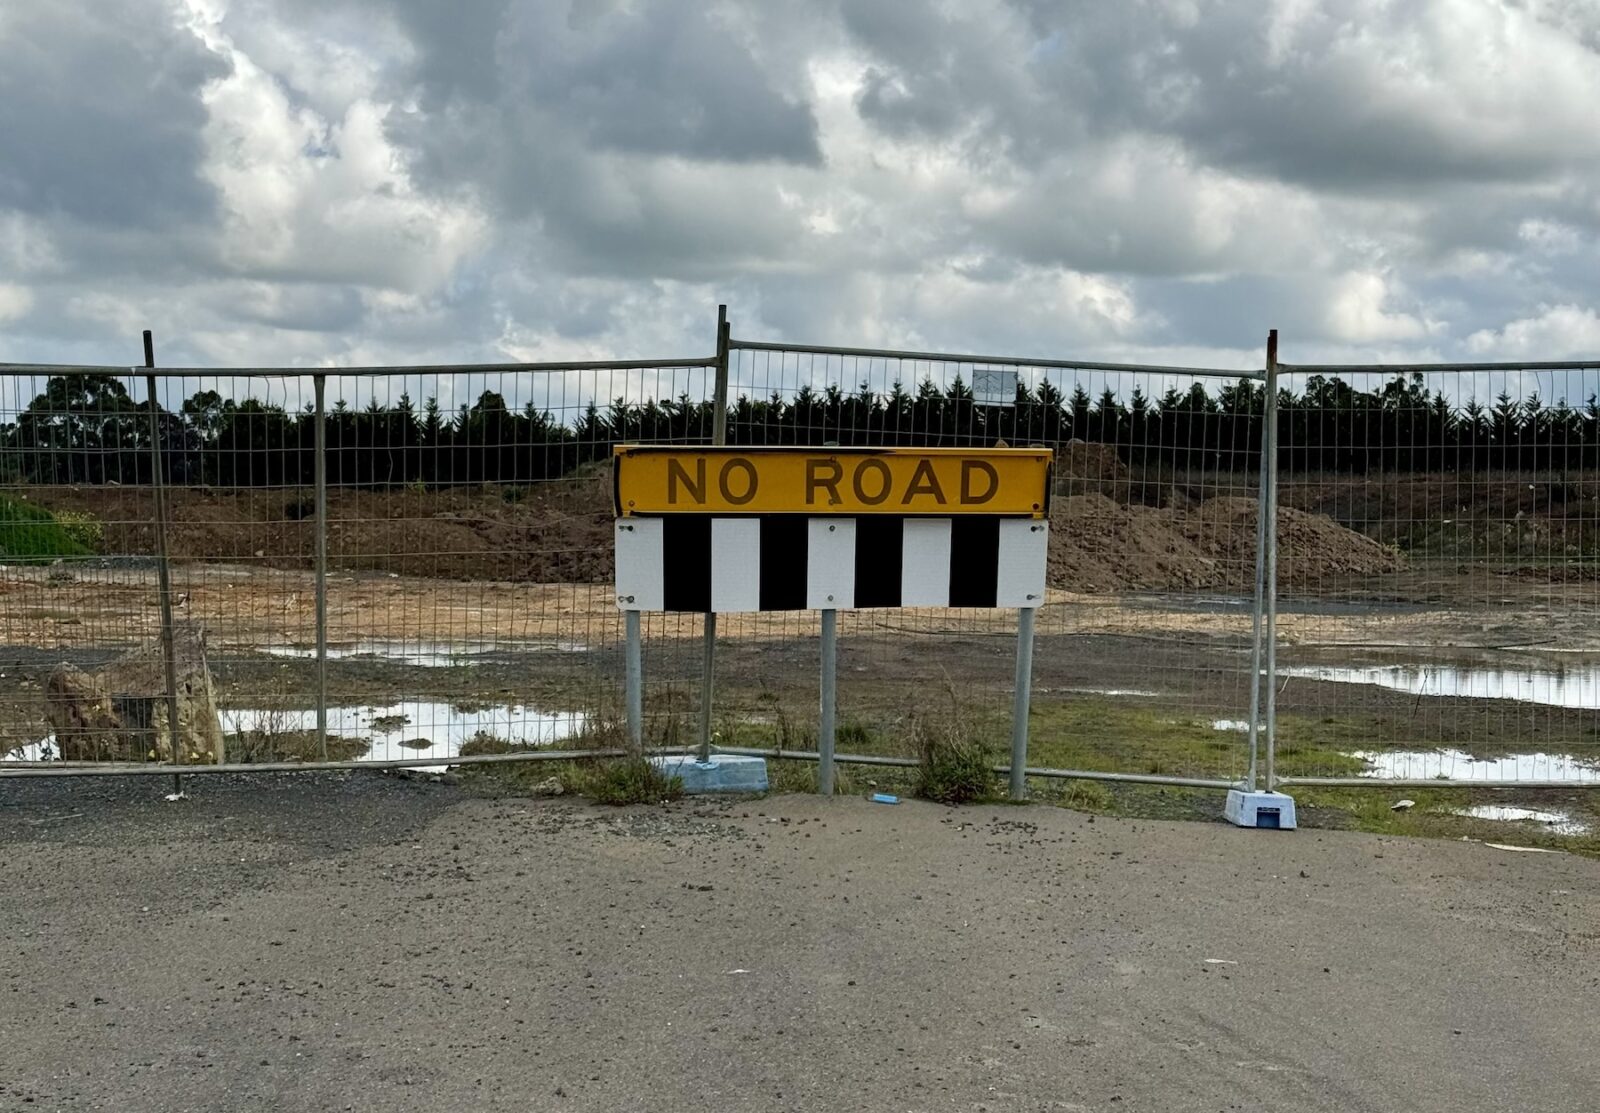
(0, 356, 719, 774)
(716, 340, 1271, 788)
(8, 331, 1600, 795)
(1272, 361, 1600, 787)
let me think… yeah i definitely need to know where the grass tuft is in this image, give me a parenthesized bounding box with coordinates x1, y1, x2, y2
(912, 685, 998, 805)
(586, 757, 683, 805)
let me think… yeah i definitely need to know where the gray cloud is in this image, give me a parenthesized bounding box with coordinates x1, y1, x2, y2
(0, 0, 1596, 372)
(0, 1, 226, 229)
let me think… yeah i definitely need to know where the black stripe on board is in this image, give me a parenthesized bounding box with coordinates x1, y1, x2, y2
(853, 517, 903, 608)
(662, 517, 712, 612)
(759, 517, 809, 611)
(947, 517, 1000, 607)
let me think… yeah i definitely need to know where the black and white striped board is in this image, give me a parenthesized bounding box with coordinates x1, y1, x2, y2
(614, 516, 1047, 612)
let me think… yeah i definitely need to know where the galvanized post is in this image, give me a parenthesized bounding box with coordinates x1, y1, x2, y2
(624, 609, 643, 754)
(712, 303, 729, 446)
(698, 612, 716, 763)
(1009, 606, 1037, 800)
(313, 374, 329, 762)
(142, 332, 185, 793)
(698, 304, 730, 763)
(818, 608, 837, 795)
(1244, 331, 1276, 792)
(1263, 332, 1281, 792)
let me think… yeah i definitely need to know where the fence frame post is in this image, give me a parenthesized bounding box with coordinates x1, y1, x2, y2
(1009, 605, 1037, 800)
(698, 304, 730, 763)
(1245, 330, 1276, 791)
(313, 374, 329, 762)
(141, 331, 185, 793)
(1263, 332, 1281, 792)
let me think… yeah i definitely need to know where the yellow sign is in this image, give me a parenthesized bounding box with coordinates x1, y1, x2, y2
(614, 446, 1053, 517)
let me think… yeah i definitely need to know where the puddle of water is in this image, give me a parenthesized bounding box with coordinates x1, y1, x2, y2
(1063, 687, 1162, 698)
(6, 701, 585, 768)
(1449, 805, 1590, 836)
(258, 639, 587, 667)
(1350, 749, 1600, 784)
(1128, 594, 1427, 617)
(1285, 663, 1600, 710)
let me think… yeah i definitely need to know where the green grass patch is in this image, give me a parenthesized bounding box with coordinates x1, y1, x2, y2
(1024, 698, 1369, 780)
(708, 696, 1374, 784)
(225, 729, 370, 763)
(460, 753, 682, 803)
(0, 494, 96, 562)
(762, 758, 863, 797)
(586, 757, 683, 804)
(1292, 785, 1599, 854)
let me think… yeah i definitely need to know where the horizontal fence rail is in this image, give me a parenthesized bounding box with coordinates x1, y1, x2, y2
(4, 319, 1599, 807)
(0, 357, 720, 378)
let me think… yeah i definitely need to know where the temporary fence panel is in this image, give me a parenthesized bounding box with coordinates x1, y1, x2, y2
(0, 351, 720, 775)
(1271, 360, 1600, 787)
(714, 339, 1270, 790)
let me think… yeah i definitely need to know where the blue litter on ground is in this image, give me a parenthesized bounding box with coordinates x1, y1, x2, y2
(870, 793, 900, 804)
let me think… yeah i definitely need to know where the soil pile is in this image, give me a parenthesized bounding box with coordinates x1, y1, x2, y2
(1063, 439, 1127, 480)
(32, 468, 617, 583)
(1047, 495, 1217, 592)
(1048, 494, 1405, 593)
(31, 463, 1404, 593)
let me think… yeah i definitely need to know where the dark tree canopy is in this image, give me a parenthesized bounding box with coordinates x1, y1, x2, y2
(1, 371, 1591, 489)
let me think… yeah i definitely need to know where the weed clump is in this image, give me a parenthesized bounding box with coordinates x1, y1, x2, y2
(912, 693, 997, 805)
(588, 757, 683, 805)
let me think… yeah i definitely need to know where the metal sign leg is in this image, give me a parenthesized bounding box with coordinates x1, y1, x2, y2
(819, 608, 837, 795)
(625, 610, 643, 754)
(699, 612, 716, 762)
(1010, 606, 1037, 801)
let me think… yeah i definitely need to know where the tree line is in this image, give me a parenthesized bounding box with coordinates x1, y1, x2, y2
(2, 371, 1596, 488)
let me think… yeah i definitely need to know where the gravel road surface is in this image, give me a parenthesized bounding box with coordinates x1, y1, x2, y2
(3, 773, 1597, 1111)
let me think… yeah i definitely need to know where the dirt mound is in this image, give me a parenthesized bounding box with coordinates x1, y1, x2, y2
(1047, 495, 1219, 592)
(1182, 497, 1406, 586)
(34, 467, 617, 584)
(1059, 439, 1128, 482)
(32, 463, 1403, 594)
(1048, 494, 1405, 593)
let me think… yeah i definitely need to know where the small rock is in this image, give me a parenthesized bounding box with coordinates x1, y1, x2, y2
(530, 776, 565, 797)
(1391, 799, 1415, 811)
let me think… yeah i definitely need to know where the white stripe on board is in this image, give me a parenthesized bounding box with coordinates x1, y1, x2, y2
(614, 518, 664, 611)
(806, 518, 856, 609)
(710, 518, 762, 612)
(900, 518, 952, 607)
(996, 519, 1048, 607)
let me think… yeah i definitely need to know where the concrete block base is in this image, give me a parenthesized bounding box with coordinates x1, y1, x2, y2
(1224, 789, 1297, 830)
(652, 753, 769, 795)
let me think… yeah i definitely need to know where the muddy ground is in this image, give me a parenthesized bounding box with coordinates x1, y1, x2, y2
(4, 554, 1600, 783)
(2, 776, 1597, 1112)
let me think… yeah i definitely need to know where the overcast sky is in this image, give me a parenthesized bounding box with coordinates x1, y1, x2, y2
(1, 0, 1597, 374)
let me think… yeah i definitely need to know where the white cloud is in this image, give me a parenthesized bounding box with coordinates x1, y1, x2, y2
(1324, 272, 1437, 344)
(188, 5, 486, 292)
(1466, 306, 1600, 360)
(0, 282, 33, 323)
